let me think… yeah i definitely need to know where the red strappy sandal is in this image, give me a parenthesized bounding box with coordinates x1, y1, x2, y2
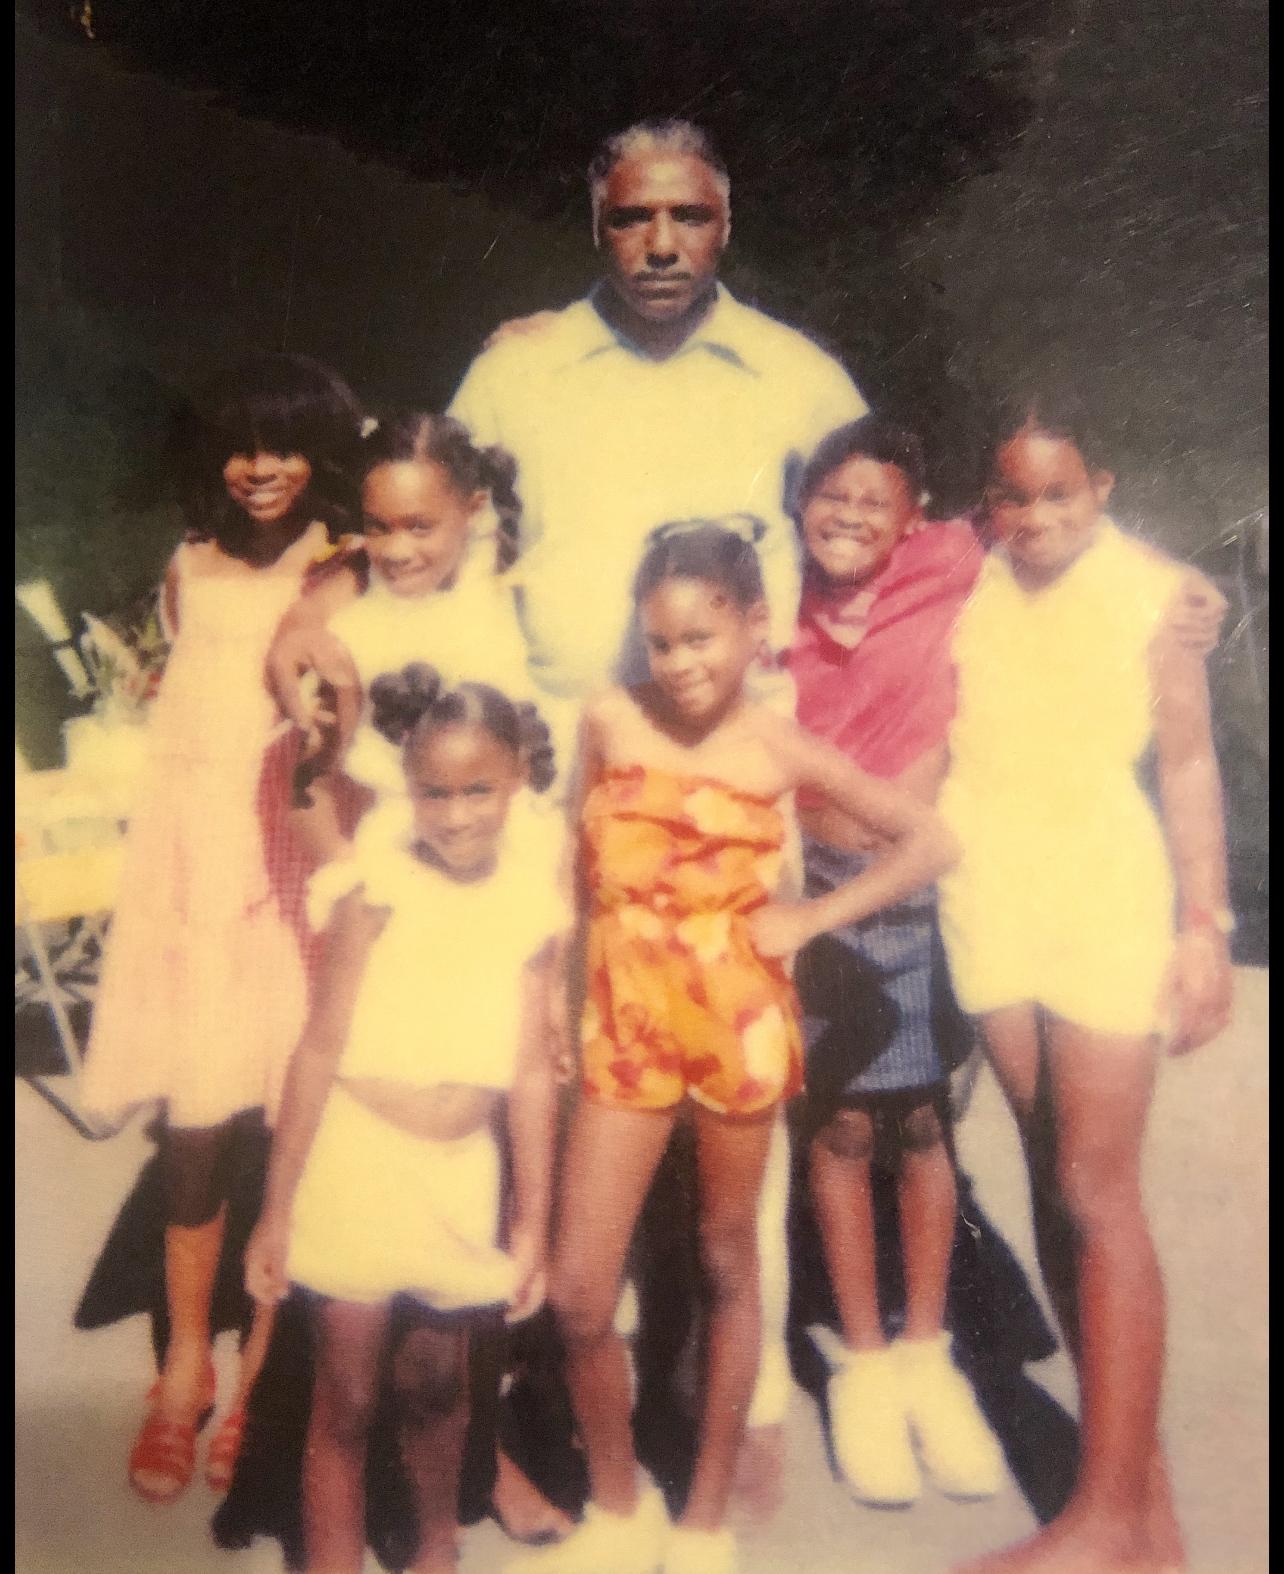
(129, 1413, 200, 1504)
(205, 1405, 247, 1494)
(128, 1359, 218, 1504)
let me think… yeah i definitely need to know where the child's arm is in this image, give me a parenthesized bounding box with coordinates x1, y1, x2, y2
(1150, 631, 1234, 1054)
(505, 941, 561, 1322)
(893, 741, 950, 806)
(288, 773, 371, 868)
(267, 564, 363, 742)
(752, 718, 959, 957)
(244, 890, 385, 1303)
(560, 695, 610, 909)
(286, 662, 371, 865)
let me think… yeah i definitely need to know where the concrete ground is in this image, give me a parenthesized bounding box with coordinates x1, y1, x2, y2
(15, 970, 1267, 1574)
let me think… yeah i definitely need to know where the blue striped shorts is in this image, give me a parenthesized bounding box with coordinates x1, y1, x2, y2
(796, 837, 970, 1104)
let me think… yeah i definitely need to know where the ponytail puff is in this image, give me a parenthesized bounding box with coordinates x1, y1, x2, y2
(368, 664, 553, 792)
(478, 443, 523, 571)
(369, 662, 443, 746)
(513, 701, 557, 794)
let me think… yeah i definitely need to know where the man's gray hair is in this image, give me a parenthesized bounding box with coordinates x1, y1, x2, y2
(588, 119, 731, 242)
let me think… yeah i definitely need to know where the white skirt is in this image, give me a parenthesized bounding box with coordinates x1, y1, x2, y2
(287, 1082, 516, 1309)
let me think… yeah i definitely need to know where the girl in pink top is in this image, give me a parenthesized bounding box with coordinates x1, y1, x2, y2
(786, 417, 1001, 1509)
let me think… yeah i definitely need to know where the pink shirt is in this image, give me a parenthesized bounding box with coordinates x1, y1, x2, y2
(786, 519, 984, 787)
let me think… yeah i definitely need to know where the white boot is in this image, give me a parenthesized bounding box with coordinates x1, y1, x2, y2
(893, 1332, 1004, 1500)
(808, 1327, 920, 1507)
(504, 1481, 668, 1574)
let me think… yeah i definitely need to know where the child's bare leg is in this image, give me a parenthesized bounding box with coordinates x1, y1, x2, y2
(303, 1297, 390, 1574)
(153, 1122, 232, 1416)
(985, 1008, 1182, 1566)
(156, 1213, 224, 1413)
(736, 1112, 791, 1520)
(959, 1012, 1167, 1572)
(392, 1324, 471, 1574)
(809, 1106, 882, 1348)
(492, 1449, 574, 1541)
(681, 1103, 775, 1531)
(550, 1101, 675, 1514)
(1144, 1452, 1185, 1569)
(896, 1098, 956, 1341)
(1021, 1106, 1183, 1565)
(1046, 1020, 1165, 1557)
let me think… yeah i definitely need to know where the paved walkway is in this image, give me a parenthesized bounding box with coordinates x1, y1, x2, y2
(15, 970, 1267, 1573)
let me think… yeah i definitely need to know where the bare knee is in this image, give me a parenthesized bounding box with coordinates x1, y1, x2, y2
(313, 1360, 379, 1450)
(550, 1267, 619, 1351)
(698, 1213, 758, 1309)
(812, 1107, 876, 1166)
(1055, 1145, 1146, 1237)
(391, 1332, 466, 1430)
(897, 1101, 948, 1156)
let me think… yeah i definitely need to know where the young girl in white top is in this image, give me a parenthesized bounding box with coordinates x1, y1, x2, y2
(939, 393, 1233, 1574)
(266, 411, 563, 859)
(245, 665, 566, 1574)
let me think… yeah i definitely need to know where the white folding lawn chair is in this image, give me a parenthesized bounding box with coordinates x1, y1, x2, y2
(15, 749, 130, 1138)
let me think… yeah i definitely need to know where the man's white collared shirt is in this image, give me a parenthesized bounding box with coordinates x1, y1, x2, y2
(449, 284, 867, 699)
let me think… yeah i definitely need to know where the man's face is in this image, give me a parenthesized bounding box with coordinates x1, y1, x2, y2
(598, 153, 728, 324)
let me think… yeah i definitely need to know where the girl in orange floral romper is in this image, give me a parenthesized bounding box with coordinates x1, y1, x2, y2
(517, 518, 958, 1574)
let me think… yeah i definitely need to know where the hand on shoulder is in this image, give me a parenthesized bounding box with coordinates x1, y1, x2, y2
(482, 309, 562, 352)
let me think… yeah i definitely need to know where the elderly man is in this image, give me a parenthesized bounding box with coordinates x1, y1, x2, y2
(450, 119, 866, 1540)
(449, 118, 866, 698)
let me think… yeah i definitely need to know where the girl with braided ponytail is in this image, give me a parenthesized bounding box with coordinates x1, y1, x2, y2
(265, 410, 566, 860)
(241, 666, 568, 1574)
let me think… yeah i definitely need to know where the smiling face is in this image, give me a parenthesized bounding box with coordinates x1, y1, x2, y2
(221, 449, 313, 529)
(801, 455, 921, 586)
(599, 152, 729, 325)
(640, 575, 764, 728)
(986, 429, 1113, 586)
(406, 721, 523, 880)
(361, 460, 484, 598)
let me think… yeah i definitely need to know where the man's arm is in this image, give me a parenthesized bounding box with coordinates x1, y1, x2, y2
(803, 354, 869, 450)
(482, 311, 561, 353)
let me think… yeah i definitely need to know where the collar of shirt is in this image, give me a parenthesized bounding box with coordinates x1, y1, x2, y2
(797, 519, 984, 654)
(552, 281, 760, 375)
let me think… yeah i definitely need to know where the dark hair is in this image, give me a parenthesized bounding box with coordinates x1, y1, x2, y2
(177, 352, 364, 553)
(985, 387, 1106, 473)
(793, 415, 928, 518)
(632, 516, 767, 611)
(359, 411, 523, 571)
(368, 663, 556, 794)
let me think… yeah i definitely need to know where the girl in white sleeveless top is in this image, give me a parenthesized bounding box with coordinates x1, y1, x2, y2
(266, 411, 572, 861)
(245, 666, 568, 1574)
